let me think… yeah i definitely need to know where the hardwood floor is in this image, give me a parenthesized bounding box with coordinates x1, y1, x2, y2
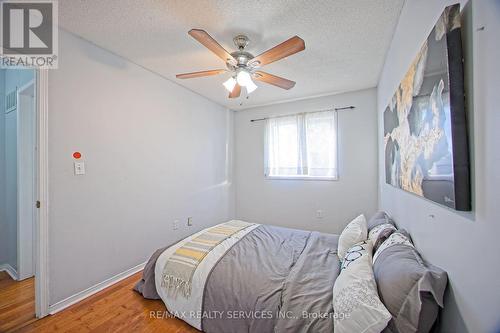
(0, 271, 36, 333)
(10, 272, 200, 333)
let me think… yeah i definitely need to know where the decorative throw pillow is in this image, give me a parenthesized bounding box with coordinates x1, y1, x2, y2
(373, 232, 448, 333)
(337, 214, 368, 261)
(332, 240, 391, 333)
(367, 211, 395, 231)
(372, 232, 413, 263)
(368, 223, 396, 253)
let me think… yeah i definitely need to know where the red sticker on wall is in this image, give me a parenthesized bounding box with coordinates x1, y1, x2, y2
(73, 152, 82, 159)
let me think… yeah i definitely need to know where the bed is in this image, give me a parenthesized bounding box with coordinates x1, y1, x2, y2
(135, 216, 448, 333)
(136, 221, 340, 332)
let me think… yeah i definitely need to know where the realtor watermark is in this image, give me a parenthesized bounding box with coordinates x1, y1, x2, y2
(150, 310, 350, 321)
(1, 0, 58, 68)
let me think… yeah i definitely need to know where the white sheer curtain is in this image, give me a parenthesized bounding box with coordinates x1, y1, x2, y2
(265, 110, 338, 179)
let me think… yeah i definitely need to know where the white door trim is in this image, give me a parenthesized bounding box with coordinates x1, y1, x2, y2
(35, 69, 49, 318)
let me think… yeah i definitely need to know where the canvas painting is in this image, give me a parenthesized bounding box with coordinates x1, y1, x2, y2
(384, 4, 471, 211)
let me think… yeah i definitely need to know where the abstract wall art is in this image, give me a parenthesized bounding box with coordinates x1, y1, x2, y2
(384, 4, 471, 211)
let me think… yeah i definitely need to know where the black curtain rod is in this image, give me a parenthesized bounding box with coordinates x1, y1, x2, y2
(250, 106, 355, 122)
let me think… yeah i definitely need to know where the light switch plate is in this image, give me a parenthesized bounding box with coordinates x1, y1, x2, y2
(74, 162, 85, 175)
(187, 217, 193, 226)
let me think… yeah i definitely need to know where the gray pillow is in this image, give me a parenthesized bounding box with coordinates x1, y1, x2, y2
(373, 238, 448, 333)
(368, 211, 395, 230)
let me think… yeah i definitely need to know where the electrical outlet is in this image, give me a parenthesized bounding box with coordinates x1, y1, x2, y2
(316, 210, 324, 219)
(173, 220, 179, 230)
(187, 217, 193, 226)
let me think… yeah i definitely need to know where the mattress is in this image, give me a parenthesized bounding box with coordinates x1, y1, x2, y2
(147, 221, 340, 332)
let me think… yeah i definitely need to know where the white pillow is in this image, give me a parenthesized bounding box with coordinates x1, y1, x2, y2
(338, 214, 368, 260)
(332, 240, 391, 333)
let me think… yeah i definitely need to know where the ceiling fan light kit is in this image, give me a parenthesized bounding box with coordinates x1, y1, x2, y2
(236, 69, 252, 86)
(223, 77, 237, 93)
(245, 79, 258, 94)
(176, 29, 305, 99)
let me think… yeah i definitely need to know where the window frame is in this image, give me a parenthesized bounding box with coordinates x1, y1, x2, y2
(263, 110, 339, 181)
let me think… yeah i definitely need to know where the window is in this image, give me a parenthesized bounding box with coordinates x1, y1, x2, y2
(264, 110, 338, 180)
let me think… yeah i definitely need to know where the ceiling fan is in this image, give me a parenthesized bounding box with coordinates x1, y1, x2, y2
(176, 29, 305, 98)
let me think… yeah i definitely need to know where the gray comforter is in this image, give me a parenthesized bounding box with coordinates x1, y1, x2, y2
(135, 224, 340, 333)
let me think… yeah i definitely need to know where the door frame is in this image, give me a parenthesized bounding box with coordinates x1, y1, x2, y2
(34, 69, 49, 318)
(16, 79, 36, 281)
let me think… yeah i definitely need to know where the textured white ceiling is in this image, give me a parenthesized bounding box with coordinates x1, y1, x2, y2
(59, 0, 404, 110)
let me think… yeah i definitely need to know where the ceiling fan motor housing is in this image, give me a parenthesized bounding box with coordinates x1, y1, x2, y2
(229, 51, 254, 66)
(224, 34, 255, 73)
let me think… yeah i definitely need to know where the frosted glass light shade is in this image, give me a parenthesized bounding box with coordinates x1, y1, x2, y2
(236, 70, 252, 87)
(223, 77, 237, 92)
(246, 80, 258, 94)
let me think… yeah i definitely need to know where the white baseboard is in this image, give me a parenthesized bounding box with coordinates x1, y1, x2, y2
(0, 263, 18, 280)
(48, 262, 146, 315)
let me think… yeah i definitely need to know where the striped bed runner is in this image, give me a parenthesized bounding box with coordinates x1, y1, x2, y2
(161, 220, 254, 298)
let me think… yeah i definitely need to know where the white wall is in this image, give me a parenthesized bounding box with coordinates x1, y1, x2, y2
(0, 70, 6, 265)
(4, 99, 17, 271)
(4, 70, 34, 94)
(377, 1, 500, 332)
(48, 30, 234, 305)
(234, 89, 378, 234)
(0, 69, 35, 270)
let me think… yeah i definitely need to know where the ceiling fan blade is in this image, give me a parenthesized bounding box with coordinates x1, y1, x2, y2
(254, 71, 296, 90)
(176, 69, 226, 79)
(249, 36, 305, 67)
(188, 29, 236, 63)
(229, 84, 241, 98)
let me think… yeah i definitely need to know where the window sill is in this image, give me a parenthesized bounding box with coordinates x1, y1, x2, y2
(265, 175, 339, 181)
